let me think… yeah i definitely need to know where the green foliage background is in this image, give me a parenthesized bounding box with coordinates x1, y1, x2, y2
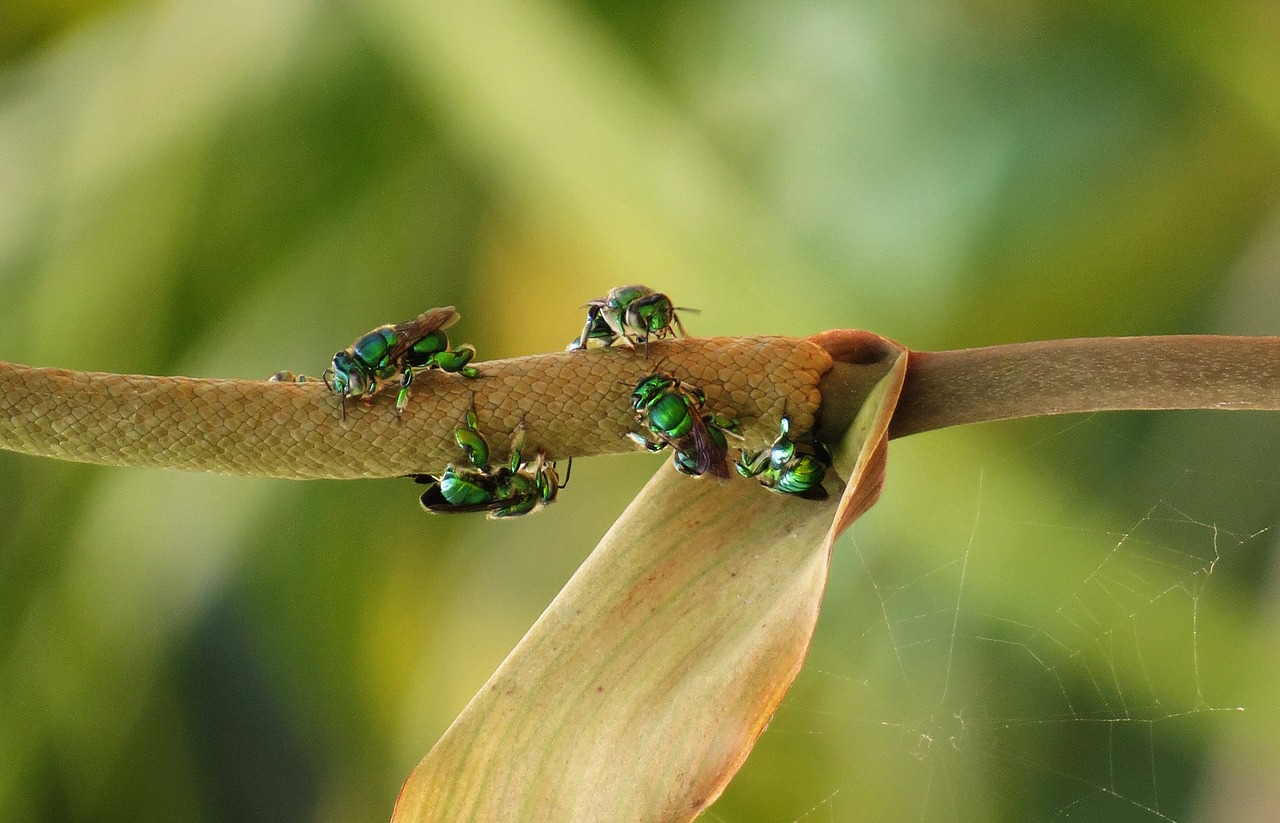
(1, 1, 1278, 821)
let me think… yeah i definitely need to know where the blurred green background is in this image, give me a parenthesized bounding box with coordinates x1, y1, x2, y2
(2, 0, 1278, 821)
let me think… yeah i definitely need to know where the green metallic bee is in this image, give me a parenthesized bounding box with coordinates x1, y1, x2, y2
(323, 306, 479, 420)
(628, 372, 741, 478)
(413, 408, 568, 519)
(567, 285, 696, 353)
(267, 370, 313, 383)
(735, 416, 833, 500)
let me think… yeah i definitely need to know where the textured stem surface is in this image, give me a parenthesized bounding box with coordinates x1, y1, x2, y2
(0, 337, 832, 479)
(890, 335, 1280, 438)
(6, 334, 1275, 479)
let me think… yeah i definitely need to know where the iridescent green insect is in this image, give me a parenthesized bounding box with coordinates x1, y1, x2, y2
(567, 285, 696, 353)
(627, 372, 741, 478)
(267, 370, 313, 383)
(323, 306, 479, 420)
(735, 416, 832, 500)
(412, 408, 569, 519)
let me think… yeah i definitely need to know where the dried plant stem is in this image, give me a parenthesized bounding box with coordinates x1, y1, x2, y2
(2, 335, 1275, 479)
(0, 337, 831, 479)
(888, 335, 1280, 438)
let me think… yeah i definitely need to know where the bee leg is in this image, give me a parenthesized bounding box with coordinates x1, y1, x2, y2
(735, 448, 768, 478)
(508, 423, 528, 473)
(360, 377, 379, 408)
(567, 311, 597, 351)
(626, 432, 667, 453)
(708, 414, 744, 439)
(492, 496, 539, 519)
(602, 311, 635, 350)
(395, 371, 414, 418)
(455, 422, 490, 470)
(673, 449, 701, 476)
(434, 345, 479, 378)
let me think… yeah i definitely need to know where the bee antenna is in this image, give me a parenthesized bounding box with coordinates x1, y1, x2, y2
(559, 457, 573, 489)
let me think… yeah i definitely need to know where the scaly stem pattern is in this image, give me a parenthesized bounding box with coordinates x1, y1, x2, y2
(2, 333, 1276, 479)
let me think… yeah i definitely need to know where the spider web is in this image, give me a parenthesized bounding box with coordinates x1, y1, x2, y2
(709, 414, 1280, 823)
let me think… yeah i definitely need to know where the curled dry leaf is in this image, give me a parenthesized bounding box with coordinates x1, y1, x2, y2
(392, 333, 907, 822)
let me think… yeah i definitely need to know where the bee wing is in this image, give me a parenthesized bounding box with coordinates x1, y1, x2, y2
(385, 306, 461, 362)
(684, 413, 730, 478)
(421, 498, 506, 515)
(419, 486, 507, 515)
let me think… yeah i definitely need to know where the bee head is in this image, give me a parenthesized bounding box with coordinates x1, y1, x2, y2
(627, 294, 674, 334)
(631, 373, 676, 410)
(327, 351, 368, 397)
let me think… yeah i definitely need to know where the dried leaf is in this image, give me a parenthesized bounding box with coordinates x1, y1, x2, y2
(393, 343, 907, 822)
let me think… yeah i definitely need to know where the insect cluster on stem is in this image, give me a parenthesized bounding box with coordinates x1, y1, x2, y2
(269, 284, 831, 518)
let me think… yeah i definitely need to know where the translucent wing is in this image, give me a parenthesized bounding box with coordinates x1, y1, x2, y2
(417, 473, 507, 515)
(681, 413, 730, 478)
(385, 306, 461, 362)
(419, 488, 508, 515)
